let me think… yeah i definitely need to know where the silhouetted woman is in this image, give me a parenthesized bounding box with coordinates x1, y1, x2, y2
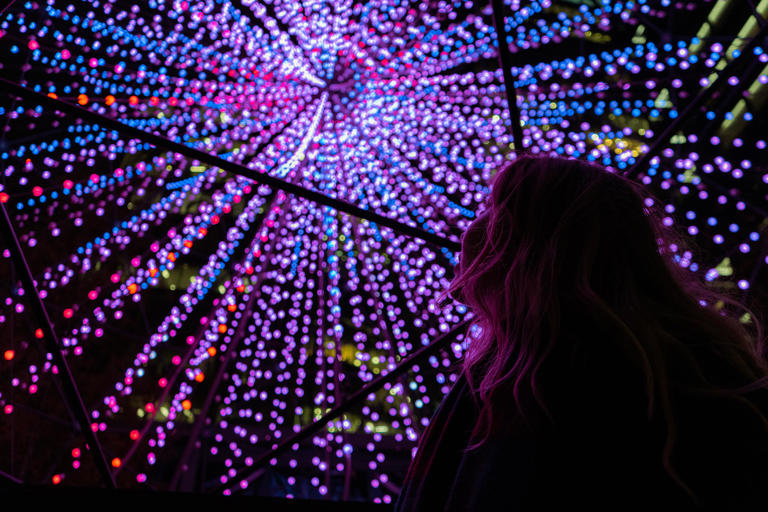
(395, 155, 768, 510)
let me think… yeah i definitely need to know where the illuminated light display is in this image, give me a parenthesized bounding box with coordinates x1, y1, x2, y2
(0, 0, 767, 503)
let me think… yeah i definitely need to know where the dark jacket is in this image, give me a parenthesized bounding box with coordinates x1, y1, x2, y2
(395, 334, 768, 510)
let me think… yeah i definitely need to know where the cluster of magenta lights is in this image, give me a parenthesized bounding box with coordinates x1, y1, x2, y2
(1, 0, 768, 501)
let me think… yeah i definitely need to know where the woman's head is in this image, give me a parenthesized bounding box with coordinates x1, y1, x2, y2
(438, 154, 768, 500)
(452, 155, 670, 312)
(444, 155, 681, 392)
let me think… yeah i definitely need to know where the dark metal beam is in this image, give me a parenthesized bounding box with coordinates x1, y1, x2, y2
(220, 318, 471, 494)
(0, 79, 460, 253)
(329, 98, 464, 273)
(0, 202, 116, 489)
(490, 0, 526, 152)
(0, 0, 18, 18)
(626, 18, 768, 179)
(745, 0, 767, 28)
(0, 469, 22, 486)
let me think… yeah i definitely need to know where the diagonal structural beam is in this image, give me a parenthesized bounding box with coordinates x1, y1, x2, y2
(220, 318, 472, 494)
(626, 17, 768, 178)
(0, 202, 117, 489)
(0, 79, 460, 253)
(0, 469, 22, 486)
(745, 0, 768, 28)
(0, 0, 18, 18)
(490, 0, 525, 152)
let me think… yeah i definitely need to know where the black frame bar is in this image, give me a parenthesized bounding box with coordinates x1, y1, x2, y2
(490, 0, 526, 152)
(0, 78, 460, 253)
(219, 318, 471, 493)
(625, 19, 768, 178)
(0, 202, 116, 488)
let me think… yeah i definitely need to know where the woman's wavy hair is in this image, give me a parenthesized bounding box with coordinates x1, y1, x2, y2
(436, 154, 768, 499)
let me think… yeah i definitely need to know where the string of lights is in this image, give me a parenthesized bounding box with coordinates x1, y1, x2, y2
(1, 0, 767, 503)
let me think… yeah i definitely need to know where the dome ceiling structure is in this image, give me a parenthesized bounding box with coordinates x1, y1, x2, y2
(1, 0, 767, 503)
